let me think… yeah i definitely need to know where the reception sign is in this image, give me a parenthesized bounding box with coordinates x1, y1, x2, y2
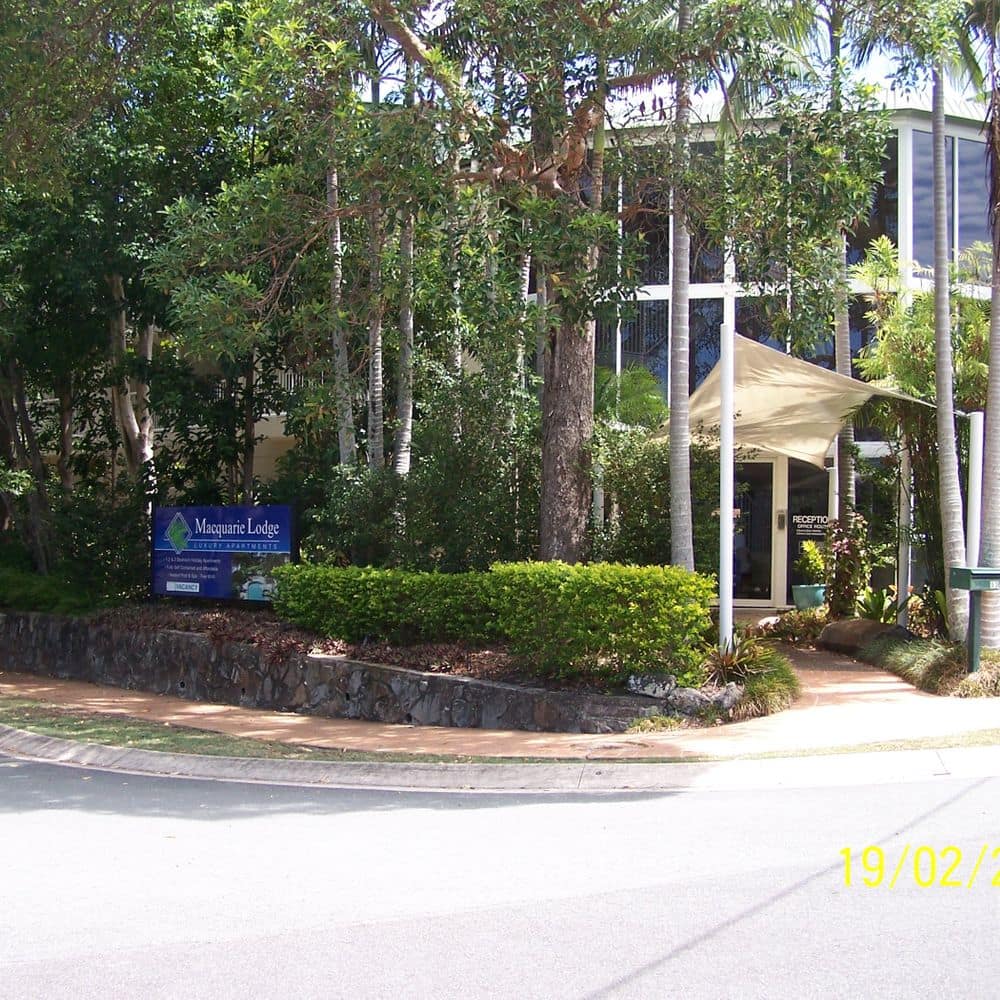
(152, 505, 294, 601)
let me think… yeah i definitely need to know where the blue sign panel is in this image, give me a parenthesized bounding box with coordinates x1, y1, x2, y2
(152, 505, 294, 601)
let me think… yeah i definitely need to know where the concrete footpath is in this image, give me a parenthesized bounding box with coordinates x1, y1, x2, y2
(1, 644, 999, 792)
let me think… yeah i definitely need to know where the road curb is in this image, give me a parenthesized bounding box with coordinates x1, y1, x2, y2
(3, 722, 1000, 793)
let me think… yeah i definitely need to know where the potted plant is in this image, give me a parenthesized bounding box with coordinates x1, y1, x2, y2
(792, 540, 827, 610)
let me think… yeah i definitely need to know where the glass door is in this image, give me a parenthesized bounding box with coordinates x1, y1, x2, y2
(734, 462, 773, 601)
(787, 459, 831, 603)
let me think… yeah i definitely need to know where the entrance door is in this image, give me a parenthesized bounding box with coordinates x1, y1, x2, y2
(786, 459, 830, 603)
(734, 462, 773, 602)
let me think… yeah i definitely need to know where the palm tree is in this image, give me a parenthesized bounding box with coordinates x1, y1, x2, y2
(931, 63, 970, 639)
(850, 2, 979, 638)
(826, 0, 858, 516)
(668, 0, 695, 570)
(968, 0, 1000, 645)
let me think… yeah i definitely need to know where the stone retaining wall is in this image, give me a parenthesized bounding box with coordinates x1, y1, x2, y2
(0, 612, 669, 734)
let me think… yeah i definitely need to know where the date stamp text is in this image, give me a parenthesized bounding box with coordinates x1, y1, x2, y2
(840, 846, 1000, 888)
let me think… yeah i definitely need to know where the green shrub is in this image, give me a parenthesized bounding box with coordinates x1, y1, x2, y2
(906, 588, 946, 638)
(0, 564, 106, 615)
(273, 560, 716, 684)
(50, 482, 151, 600)
(592, 429, 723, 576)
(271, 564, 497, 643)
(488, 561, 714, 684)
(751, 607, 828, 644)
(288, 372, 541, 571)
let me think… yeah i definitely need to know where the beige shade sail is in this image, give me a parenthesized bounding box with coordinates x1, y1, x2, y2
(653, 334, 924, 468)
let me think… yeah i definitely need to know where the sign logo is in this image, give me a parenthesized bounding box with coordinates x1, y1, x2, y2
(165, 512, 192, 553)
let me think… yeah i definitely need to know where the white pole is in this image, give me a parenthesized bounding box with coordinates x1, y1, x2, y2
(967, 411, 984, 566)
(719, 321, 735, 650)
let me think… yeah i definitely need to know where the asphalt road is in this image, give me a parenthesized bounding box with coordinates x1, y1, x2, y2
(1, 754, 998, 999)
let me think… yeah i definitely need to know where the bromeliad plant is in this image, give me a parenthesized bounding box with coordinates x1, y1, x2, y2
(856, 586, 912, 624)
(702, 632, 772, 685)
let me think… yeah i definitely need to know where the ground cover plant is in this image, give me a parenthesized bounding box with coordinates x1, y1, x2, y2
(860, 635, 1000, 697)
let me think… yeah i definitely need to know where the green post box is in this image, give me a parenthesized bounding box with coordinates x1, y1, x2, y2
(948, 567, 1000, 672)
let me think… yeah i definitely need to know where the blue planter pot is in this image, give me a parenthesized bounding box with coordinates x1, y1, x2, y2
(792, 584, 827, 610)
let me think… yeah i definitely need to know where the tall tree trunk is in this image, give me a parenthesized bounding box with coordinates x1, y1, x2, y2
(106, 273, 154, 479)
(539, 303, 595, 562)
(932, 65, 969, 639)
(538, 72, 603, 563)
(979, 49, 1000, 647)
(326, 155, 357, 467)
(982, 295, 1000, 644)
(0, 413, 16, 529)
(833, 257, 855, 511)
(0, 360, 53, 572)
(669, 0, 695, 571)
(134, 321, 155, 473)
(829, 5, 855, 516)
(517, 250, 532, 391)
(56, 384, 74, 491)
(449, 213, 464, 440)
(367, 199, 386, 471)
(393, 212, 415, 475)
(242, 353, 256, 502)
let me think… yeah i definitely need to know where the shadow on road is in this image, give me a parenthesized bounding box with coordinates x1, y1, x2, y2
(0, 756, 675, 819)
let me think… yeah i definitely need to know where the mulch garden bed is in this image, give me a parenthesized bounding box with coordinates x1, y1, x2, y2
(93, 603, 611, 694)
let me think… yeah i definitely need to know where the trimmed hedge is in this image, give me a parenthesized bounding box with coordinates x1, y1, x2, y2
(270, 564, 498, 644)
(272, 561, 715, 684)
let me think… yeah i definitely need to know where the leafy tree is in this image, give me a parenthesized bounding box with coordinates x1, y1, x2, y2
(854, 236, 989, 602)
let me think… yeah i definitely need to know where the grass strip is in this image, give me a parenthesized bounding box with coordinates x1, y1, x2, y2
(1, 695, 998, 766)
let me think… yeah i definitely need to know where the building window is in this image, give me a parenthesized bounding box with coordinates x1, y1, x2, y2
(957, 137, 990, 253)
(848, 137, 899, 264)
(912, 129, 954, 269)
(798, 296, 874, 375)
(599, 300, 669, 393)
(690, 142, 724, 283)
(623, 183, 671, 285)
(689, 298, 725, 392)
(735, 297, 787, 353)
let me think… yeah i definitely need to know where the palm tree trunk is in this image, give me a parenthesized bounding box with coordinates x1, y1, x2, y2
(932, 65, 969, 640)
(833, 255, 855, 512)
(829, 3, 855, 516)
(980, 251, 1000, 645)
(669, 0, 694, 570)
(367, 199, 386, 471)
(979, 65, 1000, 647)
(326, 155, 357, 467)
(392, 212, 415, 475)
